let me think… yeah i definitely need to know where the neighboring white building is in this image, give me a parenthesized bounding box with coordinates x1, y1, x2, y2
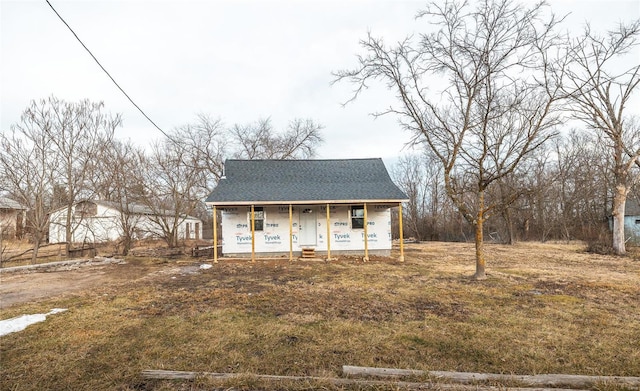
(205, 159, 408, 260)
(48, 200, 203, 244)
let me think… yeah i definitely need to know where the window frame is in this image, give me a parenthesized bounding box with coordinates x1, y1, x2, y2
(350, 205, 365, 229)
(249, 206, 265, 231)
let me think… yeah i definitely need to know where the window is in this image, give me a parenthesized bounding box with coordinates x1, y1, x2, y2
(351, 205, 364, 229)
(248, 207, 264, 231)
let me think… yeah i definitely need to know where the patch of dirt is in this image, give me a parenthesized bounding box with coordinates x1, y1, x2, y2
(0, 259, 170, 309)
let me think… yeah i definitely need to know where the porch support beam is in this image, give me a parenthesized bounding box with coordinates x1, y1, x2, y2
(363, 203, 369, 262)
(250, 204, 256, 262)
(289, 204, 293, 262)
(326, 203, 331, 261)
(213, 205, 218, 263)
(398, 202, 404, 262)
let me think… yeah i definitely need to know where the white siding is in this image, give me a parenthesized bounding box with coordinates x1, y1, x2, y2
(48, 202, 203, 244)
(49, 204, 125, 243)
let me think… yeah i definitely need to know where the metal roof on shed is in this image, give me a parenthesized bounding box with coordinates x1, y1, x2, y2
(0, 197, 26, 210)
(205, 158, 408, 205)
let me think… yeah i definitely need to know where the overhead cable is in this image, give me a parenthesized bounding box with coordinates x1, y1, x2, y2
(45, 0, 173, 140)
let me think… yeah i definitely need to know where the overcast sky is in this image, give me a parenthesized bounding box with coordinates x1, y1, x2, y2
(1, 0, 639, 164)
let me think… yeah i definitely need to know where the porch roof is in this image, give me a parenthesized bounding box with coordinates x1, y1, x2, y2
(205, 158, 408, 206)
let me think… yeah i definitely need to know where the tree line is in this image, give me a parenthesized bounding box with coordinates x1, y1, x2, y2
(0, 97, 323, 261)
(335, 0, 640, 278)
(391, 129, 631, 245)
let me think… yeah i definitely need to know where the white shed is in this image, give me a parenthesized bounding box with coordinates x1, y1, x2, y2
(48, 200, 202, 244)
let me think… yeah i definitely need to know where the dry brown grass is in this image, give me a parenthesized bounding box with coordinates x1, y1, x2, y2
(1, 241, 639, 390)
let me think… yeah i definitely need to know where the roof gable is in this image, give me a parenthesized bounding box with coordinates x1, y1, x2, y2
(206, 158, 408, 204)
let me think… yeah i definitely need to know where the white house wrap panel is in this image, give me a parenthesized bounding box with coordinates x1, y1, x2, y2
(220, 205, 393, 255)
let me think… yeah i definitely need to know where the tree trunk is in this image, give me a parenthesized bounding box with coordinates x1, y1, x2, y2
(503, 207, 515, 245)
(65, 205, 73, 257)
(166, 229, 179, 248)
(611, 184, 627, 255)
(122, 235, 132, 256)
(474, 190, 487, 280)
(31, 236, 41, 264)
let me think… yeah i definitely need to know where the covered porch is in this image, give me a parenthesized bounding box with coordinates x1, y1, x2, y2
(210, 201, 405, 263)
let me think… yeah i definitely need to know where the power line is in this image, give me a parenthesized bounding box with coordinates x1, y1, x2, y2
(45, 0, 172, 140)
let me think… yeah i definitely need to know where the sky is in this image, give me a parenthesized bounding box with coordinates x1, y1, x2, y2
(1, 0, 639, 165)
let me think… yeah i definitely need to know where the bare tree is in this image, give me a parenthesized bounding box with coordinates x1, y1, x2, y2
(170, 116, 323, 194)
(552, 131, 612, 241)
(25, 97, 121, 255)
(392, 151, 444, 241)
(231, 118, 324, 160)
(92, 140, 147, 255)
(490, 169, 530, 245)
(142, 139, 208, 248)
(393, 154, 429, 241)
(335, 0, 566, 278)
(0, 110, 58, 263)
(563, 21, 640, 255)
(504, 130, 613, 244)
(143, 115, 323, 248)
(169, 114, 229, 192)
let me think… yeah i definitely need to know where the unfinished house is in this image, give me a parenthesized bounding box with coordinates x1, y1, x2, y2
(205, 159, 408, 261)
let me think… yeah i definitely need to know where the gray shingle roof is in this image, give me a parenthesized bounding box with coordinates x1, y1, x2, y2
(205, 158, 408, 205)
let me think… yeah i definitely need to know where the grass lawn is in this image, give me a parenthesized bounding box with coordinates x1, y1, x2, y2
(1, 241, 639, 390)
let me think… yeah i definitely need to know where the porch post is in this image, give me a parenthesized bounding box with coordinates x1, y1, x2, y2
(250, 204, 256, 262)
(326, 203, 331, 261)
(289, 204, 293, 262)
(213, 205, 218, 263)
(363, 203, 369, 262)
(398, 202, 404, 262)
